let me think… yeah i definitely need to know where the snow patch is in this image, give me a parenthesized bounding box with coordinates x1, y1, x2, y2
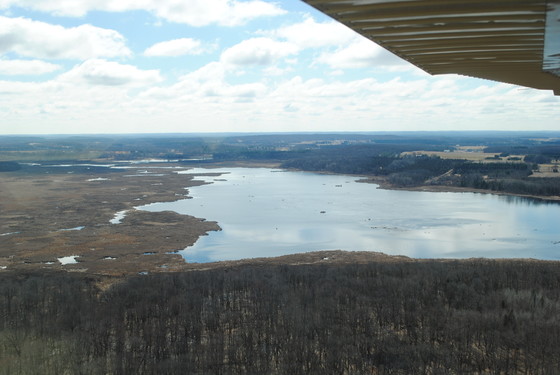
(58, 255, 79, 265)
(59, 226, 85, 231)
(110, 210, 128, 224)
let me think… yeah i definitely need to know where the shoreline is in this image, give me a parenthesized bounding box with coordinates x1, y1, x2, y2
(280, 165, 560, 202)
(2, 161, 559, 277)
(356, 175, 560, 202)
(285, 168, 560, 203)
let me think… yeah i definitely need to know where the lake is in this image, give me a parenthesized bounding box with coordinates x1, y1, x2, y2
(138, 167, 560, 262)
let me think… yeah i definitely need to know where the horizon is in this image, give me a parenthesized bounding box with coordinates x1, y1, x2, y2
(3, 130, 560, 138)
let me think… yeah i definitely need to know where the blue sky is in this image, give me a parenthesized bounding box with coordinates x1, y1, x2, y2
(1, 0, 559, 135)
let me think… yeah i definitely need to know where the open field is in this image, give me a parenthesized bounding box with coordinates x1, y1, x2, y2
(531, 163, 560, 177)
(402, 150, 526, 162)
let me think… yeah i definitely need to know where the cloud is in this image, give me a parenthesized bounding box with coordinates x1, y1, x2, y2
(221, 37, 298, 66)
(0, 0, 286, 26)
(270, 17, 357, 49)
(144, 38, 207, 57)
(0, 0, 102, 17)
(150, 0, 286, 27)
(59, 59, 162, 86)
(266, 17, 410, 72)
(0, 16, 131, 60)
(0, 59, 60, 75)
(317, 39, 407, 69)
(1, 63, 558, 134)
(142, 62, 266, 101)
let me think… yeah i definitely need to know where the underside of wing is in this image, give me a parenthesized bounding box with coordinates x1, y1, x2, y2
(302, 0, 560, 95)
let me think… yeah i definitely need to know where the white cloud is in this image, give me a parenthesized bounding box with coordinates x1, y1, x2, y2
(264, 65, 294, 76)
(0, 59, 60, 75)
(1, 66, 558, 134)
(59, 59, 162, 87)
(266, 17, 411, 72)
(151, 0, 286, 27)
(144, 38, 206, 57)
(221, 37, 298, 66)
(181, 61, 226, 83)
(317, 39, 406, 69)
(142, 62, 266, 101)
(270, 17, 356, 48)
(0, 0, 286, 26)
(0, 16, 131, 60)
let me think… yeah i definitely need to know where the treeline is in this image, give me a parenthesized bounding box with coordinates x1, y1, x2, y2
(384, 155, 458, 187)
(281, 145, 560, 196)
(455, 161, 531, 177)
(3, 260, 560, 374)
(485, 144, 560, 162)
(204, 142, 441, 164)
(451, 162, 560, 196)
(459, 175, 560, 196)
(281, 144, 447, 175)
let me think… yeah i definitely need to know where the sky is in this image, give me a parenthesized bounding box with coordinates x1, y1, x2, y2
(0, 0, 559, 135)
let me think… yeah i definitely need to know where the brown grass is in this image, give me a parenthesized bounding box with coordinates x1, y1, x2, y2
(402, 150, 526, 163)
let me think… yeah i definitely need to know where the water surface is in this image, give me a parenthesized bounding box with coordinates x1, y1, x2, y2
(139, 168, 560, 262)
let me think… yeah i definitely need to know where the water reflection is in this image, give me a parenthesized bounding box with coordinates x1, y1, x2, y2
(138, 168, 560, 262)
(497, 194, 557, 206)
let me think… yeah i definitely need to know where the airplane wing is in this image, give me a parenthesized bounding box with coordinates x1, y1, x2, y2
(301, 0, 560, 95)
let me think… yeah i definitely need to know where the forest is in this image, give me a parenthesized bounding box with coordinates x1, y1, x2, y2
(3, 132, 560, 197)
(2, 259, 560, 374)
